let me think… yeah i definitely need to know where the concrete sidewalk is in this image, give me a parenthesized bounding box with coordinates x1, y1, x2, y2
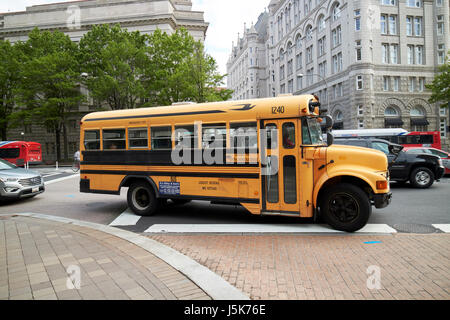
(0, 214, 248, 300)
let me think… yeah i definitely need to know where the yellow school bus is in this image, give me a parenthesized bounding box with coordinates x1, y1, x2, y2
(79, 94, 391, 232)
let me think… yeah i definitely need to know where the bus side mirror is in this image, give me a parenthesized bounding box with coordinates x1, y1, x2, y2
(323, 115, 333, 131)
(327, 132, 334, 146)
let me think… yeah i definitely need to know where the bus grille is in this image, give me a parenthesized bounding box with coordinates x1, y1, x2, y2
(18, 176, 42, 187)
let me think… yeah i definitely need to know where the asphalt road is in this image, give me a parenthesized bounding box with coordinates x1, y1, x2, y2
(1, 168, 449, 234)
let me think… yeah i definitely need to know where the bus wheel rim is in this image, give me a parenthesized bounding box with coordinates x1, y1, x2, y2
(329, 193, 360, 223)
(132, 187, 151, 210)
(415, 171, 430, 185)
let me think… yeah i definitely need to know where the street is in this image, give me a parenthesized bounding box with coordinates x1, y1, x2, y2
(1, 168, 449, 234)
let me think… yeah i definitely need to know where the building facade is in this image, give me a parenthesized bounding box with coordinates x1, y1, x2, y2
(0, 0, 208, 161)
(227, 0, 450, 151)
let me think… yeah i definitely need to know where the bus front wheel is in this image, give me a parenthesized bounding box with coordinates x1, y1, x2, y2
(320, 183, 371, 232)
(127, 182, 158, 216)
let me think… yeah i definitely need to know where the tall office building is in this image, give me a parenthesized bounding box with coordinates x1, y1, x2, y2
(227, 0, 449, 150)
(0, 0, 208, 161)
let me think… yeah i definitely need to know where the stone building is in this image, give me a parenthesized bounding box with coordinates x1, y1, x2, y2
(0, 0, 208, 161)
(227, 0, 449, 151)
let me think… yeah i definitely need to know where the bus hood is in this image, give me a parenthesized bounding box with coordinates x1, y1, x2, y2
(326, 144, 388, 172)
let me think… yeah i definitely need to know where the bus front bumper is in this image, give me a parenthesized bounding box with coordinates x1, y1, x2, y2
(373, 192, 392, 209)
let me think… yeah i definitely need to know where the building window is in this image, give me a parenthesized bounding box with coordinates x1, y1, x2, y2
(380, 0, 396, 5)
(437, 44, 446, 64)
(418, 77, 425, 92)
(393, 76, 400, 92)
(382, 44, 389, 63)
(296, 53, 302, 70)
(440, 118, 447, 138)
(381, 15, 387, 34)
(296, 34, 302, 49)
(358, 119, 364, 129)
(389, 15, 397, 35)
(332, 3, 341, 21)
(409, 77, 416, 92)
(318, 37, 326, 56)
(414, 17, 422, 36)
(383, 76, 390, 91)
(406, 0, 422, 8)
(319, 61, 327, 77)
(296, 76, 303, 90)
(318, 15, 326, 32)
(356, 75, 363, 90)
(437, 15, 444, 35)
(306, 25, 313, 41)
(406, 17, 413, 36)
(332, 26, 342, 47)
(356, 47, 362, 61)
(288, 79, 294, 93)
(437, 0, 443, 6)
(415, 46, 423, 64)
(306, 45, 313, 63)
(355, 10, 361, 31)
(358, 105, 364, 116)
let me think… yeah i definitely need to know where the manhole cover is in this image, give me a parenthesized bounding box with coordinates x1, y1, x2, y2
(393, 224, 439, 234)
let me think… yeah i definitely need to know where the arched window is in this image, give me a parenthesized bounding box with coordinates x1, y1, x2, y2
(295, 34, 302, 49)
(384, 106, 399, 116)
(280, 49, 285, 61)
(318, 15, 326, 32)
(333, 110, 344, 129)
(410, 106, 425, 117)
(335, 110, 343, 121)
(306, 25, 313, 40)
(332, 2, 341, 21)
(287, 41, 293, 56)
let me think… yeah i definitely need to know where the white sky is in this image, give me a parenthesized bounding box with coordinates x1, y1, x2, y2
(0, 0, 268, 76)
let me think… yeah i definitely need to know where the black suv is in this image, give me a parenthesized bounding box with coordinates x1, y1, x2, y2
(334, 138, 445, 188)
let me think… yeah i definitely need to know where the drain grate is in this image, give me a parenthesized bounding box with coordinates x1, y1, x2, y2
(393, 224, 439, 234)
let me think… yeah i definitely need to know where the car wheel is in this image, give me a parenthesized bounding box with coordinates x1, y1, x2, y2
(409, 167, 434, 189)
(319, 183, 371, 232)
(127, 181, 158, 216)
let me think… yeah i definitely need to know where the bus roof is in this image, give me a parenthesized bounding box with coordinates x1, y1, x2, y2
(81, 95, 320, 124)
(332, 128, 408, 137)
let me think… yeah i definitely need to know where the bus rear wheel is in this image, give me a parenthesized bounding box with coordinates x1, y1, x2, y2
(127, 182, 158, 216)
(320, 183, 371, 232)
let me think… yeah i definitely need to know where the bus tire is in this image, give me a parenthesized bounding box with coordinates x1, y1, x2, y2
(127, 181, 158, 216)
(171, 199, 191, 205)
(409, 167, 434, 189)
(319, 183, 371, 232)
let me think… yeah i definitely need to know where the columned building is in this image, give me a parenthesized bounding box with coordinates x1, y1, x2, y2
(0, 0, 208, 161)
(227, 0, 449, 151)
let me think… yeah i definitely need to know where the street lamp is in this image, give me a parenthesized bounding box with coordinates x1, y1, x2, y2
(297, 73, 329, 114)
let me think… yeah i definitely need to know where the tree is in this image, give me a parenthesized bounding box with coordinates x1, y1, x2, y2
(78, 24, 148, 110)
(0, 40, 21, 140)
(426, 53, 450, 109)
(14, 28, 84, 161)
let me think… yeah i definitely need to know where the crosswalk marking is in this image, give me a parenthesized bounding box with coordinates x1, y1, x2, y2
(109, 209, 142, 227)
(432, 224, 450, 233)
(143, 223, 397, 234)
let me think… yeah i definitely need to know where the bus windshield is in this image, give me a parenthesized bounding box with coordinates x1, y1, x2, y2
(302, 117, 324, 145)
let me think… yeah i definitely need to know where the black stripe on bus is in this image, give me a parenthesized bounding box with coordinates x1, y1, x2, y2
(80, 170, 259, 179)
(160, 195, 259, 204)
(83, 110, 227, 122)
(81, 150, 259, 167)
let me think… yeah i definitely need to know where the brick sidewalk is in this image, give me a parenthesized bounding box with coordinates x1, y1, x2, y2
(149, 234, 450, 300)
(0, 215, 210, 300)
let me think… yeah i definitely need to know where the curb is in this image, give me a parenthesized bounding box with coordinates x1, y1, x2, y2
(2, 213, 250, 300)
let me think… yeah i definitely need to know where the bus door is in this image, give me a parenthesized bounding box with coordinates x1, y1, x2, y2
(262, 119, 300, 215)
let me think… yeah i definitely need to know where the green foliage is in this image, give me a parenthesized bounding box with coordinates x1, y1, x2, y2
(426, 53, 450, 109)
(14, 28, 84, 160)
(0, 40, 22, 140)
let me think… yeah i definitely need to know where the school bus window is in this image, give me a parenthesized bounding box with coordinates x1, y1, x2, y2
(84, 130, 100, 150)
(230, 122, 257, 153)
(282, 122, 295, 149)
(202, 123, 226, 149)
(265, 124, 278, 149)
(301, 118, 323, 145)
(283, 155, 297, 204)
(151, 126, 172, 150)
(128, 128, 148, 149)
(103, 129, 126, 150)
(175, 125, 197, 149)
(266, 157, 279, 204)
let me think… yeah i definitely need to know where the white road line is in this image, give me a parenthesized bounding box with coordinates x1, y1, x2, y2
(44, 174, 79, 185)
(144, 223, 397, 234)
(109, 209, 142, 226)
(432, 224, 450, 233)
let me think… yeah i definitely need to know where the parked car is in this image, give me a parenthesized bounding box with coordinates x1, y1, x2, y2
(403, 147, 450, 175)
(0, 158, 45, 200)
(334, 138, 445, 188)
